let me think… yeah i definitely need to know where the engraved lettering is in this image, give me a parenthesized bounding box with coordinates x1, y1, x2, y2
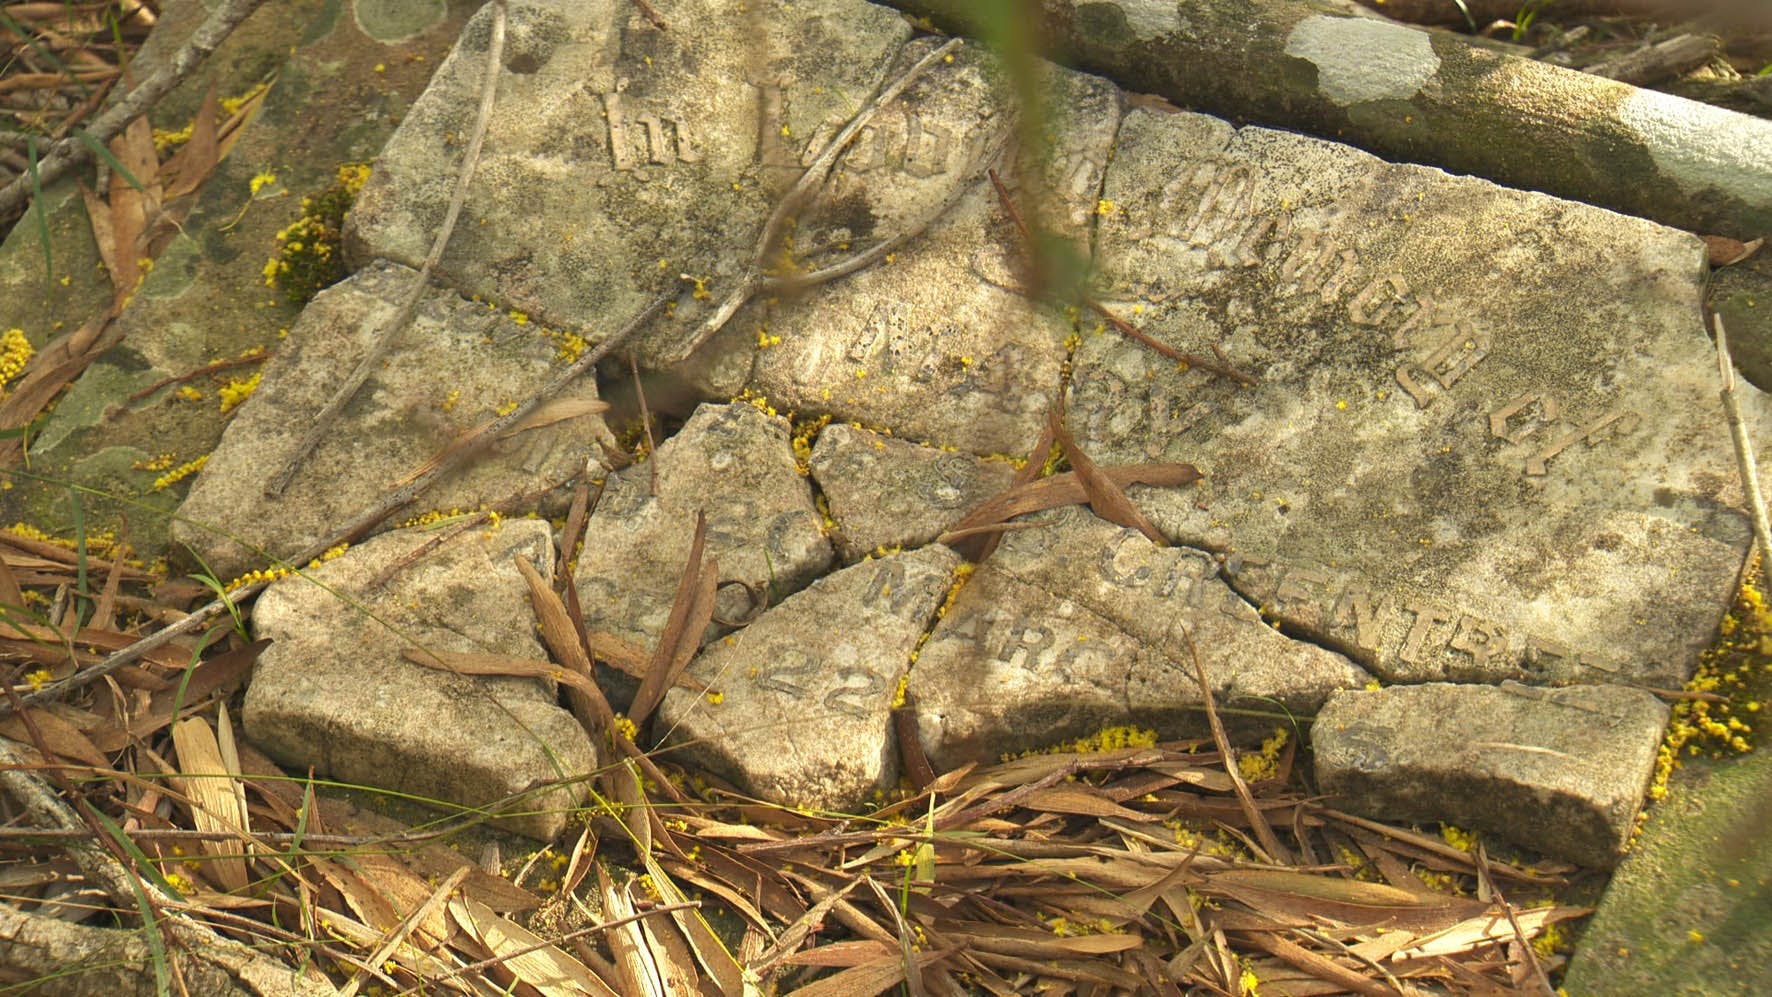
(1526, 408, 1641, 476)
(1448, 613, 1508, 670)
(1399, 601, 1453, 664)
(861, 559, 910, 612)
(1395, 363, 1434, 409)
(1098, 533, 1153, 588)
(1419, 322, 1489, 389)
(1328, 583, 1390, 652)
(824, 667, 885, 719)
(635, 114, 671, 164)
(1231, 216, 1273, 268)
(998, 622, 1055, 670)
(1349, 274, 1410, 326)
(755, 649, 821, 700)
(603, 92, 636, 171)
(1391, 294, 1438, 349)
(902, 114, 953, 178)
(1488, 392, 1562, 444)
(673, 118, 701, 162)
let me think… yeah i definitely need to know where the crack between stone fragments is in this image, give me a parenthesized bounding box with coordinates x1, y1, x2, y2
(1213, 560, 1377, 673)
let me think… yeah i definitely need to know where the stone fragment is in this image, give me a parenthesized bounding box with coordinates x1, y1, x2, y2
(245, 519, 595, 841)
(809, 423, 1014, 562)
(344, 0, 910, 384)
(658, 545, 960, 810)
(1312, 682, 1669, 868)
(911, 507, 1370, 770)
(1069, 107, 1746, 688)
(0, 1, 469, 561)
(747, 56, 1120, 456)
(573, 402, 832, 662)
(173, 260, 613, 580)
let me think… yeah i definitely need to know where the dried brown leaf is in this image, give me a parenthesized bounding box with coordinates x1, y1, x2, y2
(631, 510, 716, 726)
(402, 646, 604, 700)
(170, 715, 250, 892)
(599, 865, 666, 997)
(160, 84, 219, 202)
(1704, 234, 1764, 267)
(450, 892, 621, 997)
(0, 707, 107, 768)
(514, 554, 615, 731)
(641, 852, 746, 996)
(941, 464, 1200, 554)
(1047, 406, 1165, 543)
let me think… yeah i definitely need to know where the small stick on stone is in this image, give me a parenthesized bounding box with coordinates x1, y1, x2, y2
(0, 0, 272, 221)
(664, 37, 966, 365)
(1175, 622, 1291, 865)
(266, 0, 509, 497)
(1714, 311, 1772, 597)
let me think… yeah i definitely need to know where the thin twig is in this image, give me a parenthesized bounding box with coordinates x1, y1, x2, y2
(1714, 311, 1772, 596)
(1176, 623, 1290, 864)
(4, 292, 671, 715)
(659, 37, 966, 366)
(0, 0, 272, 220)
(266, 0, 508, 496)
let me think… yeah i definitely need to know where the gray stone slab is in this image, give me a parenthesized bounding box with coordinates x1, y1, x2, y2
(573, 402, 832, 657)
(809, 422, 1014, 562)
(746, 56, 1119, 456)
(344, 0, 910, 383)
(1068, 107, 1746, 688)
(657, 545, 960, 810)
(245, 519, 595, 841)
(173, 260, 613, 579)
(1312, 682, 1669, 868)
(910, 507, 1370, 770)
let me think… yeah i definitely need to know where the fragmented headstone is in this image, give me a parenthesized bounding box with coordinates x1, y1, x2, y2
(747, 55, 1120, 456)
(573, 402, 832, 661)
(1069, 108, 1742, 688)
(245, 519, 596, 841)
(809, 423, 1014, 562)
(343, 0, 911, 385)
(911, 507, 1371, 770)
(658, 545, 960, 809)
(173, 260, 614, 580)
(1312, 683, 1669, 868)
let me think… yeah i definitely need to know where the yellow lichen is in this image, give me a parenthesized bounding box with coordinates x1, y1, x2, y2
(0, 328, 33, 392)
(151, 455, 209, 491)
(218, 373, 261, 413)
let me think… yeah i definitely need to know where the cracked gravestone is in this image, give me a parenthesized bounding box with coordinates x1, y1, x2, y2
(809, 422, 1015, 562)
(573, 401, 831, 680)
(173, 259, 614, 580)
(910, 506, 1372, 770)
(342, 0, 911, 391)
(1069, 107, 1745, 689)
(742, 50, 1117, 456)
(657, 545, 960, 810)
(1312, 682, 1669, 868)
(245, 518, 595, 840)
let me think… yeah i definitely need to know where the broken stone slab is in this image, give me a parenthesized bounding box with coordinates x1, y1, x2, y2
(172, 259, 614, 581)
(809, 422, 1015, 562)
(343, 0, 910, 387)
(245, 518, 596, 841)
(1311, 682, 1669, 868)
(1068, 106, 1747, 689)
(910, 507, 1371, 771)
(0, 0, 469, 562)
(657, 545, 960, 810)
(573, 401, 832, 673)
(745, 54, 1119, 456)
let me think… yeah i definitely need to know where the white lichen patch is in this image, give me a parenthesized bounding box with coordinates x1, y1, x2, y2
(1284, 16, 1438, 107)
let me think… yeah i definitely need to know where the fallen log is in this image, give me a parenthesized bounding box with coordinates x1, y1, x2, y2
(879, 0, 1772, 238)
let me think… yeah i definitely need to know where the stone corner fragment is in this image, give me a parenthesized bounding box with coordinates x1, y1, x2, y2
(244, 518, 596, 840)
(1310, 682, 1669, 868)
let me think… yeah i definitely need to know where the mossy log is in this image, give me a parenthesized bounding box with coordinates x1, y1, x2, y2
(879, 0, 1772, 238)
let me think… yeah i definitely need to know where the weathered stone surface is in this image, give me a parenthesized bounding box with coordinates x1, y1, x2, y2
(809, 423, 1014, 562)
(246, 519, 595, 840)
(1070, 107, 1743, 689)
(746, 56, 1118, 456)
(0, 0, 467, 560)
(173, 260, 613, 579)
(344, 0, 909, 382)
(658, 545, 959, 809)
(1564, 748, 1772, 995)
(573, 402, 831, 659)
(911, 507, 1370, 770)
(1313, 682, 1668, 868)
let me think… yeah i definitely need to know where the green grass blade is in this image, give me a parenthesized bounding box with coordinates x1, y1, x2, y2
(72, 126, 145, 193)
(26, 137, 52, 287)
(87, 808, 174, 996)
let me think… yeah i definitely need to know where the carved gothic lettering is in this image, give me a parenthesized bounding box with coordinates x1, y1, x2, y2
(1399, 600, 1453, 664)
(1488, 392, 1563, 444)
(1526, 408, 1641, 476)
(1349, 274, 1410, 326)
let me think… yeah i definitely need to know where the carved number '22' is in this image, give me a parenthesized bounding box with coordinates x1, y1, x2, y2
(754, 649, 885, 720)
